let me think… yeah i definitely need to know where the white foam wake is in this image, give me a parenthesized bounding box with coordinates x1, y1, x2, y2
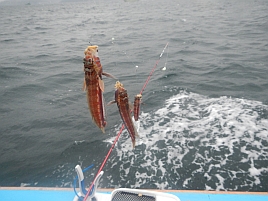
(105, 91, 268, 190)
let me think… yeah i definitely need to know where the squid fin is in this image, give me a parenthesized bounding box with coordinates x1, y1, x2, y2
(100, 127, 105, 133)
(102, 72, 117, 79)
(132, 140, 136, 149)
(83, 79, 87, 91)
(107, 100, 116, 106)
(91, 115, 105, 134)
(98, 78, 104, 92)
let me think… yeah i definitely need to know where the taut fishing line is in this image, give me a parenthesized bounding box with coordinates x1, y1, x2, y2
(162, 44, 169, 71)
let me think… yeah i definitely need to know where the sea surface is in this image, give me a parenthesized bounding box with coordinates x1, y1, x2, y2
(0, 0, 268, 192)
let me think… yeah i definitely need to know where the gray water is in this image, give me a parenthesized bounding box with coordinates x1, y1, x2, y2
(0, 0, 268, 192)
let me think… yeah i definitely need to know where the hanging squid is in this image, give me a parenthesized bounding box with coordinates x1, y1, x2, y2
(83, 45, 115, 133)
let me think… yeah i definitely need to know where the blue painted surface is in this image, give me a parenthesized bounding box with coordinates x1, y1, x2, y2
(0, 189, 267, 201)
(0, 189, 74, 201)
(169, 192, 268, 201)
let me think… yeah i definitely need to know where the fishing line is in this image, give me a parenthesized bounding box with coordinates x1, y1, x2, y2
(139, 42, 169, 95)
(83, 42, 169, 201)
(122, 49, 139, 83)
(111, 37, 139, 74)
(162, 44, 169, 71)
(110, 37, 141, 85)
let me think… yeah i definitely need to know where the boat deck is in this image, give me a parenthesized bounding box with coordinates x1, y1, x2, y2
(0, 187, 267, 201)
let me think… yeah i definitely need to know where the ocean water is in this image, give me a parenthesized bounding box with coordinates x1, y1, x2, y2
(0, 0, 268, 192)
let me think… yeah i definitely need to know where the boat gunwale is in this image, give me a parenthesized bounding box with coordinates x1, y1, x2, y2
(0, 187, 267, 195)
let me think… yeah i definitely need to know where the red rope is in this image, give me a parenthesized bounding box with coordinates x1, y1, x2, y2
(83, 124, 125, 201)
(83, 42, 169, 201)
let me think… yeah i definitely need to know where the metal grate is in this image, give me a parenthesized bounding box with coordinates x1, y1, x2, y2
(111, 191, 156, 201)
